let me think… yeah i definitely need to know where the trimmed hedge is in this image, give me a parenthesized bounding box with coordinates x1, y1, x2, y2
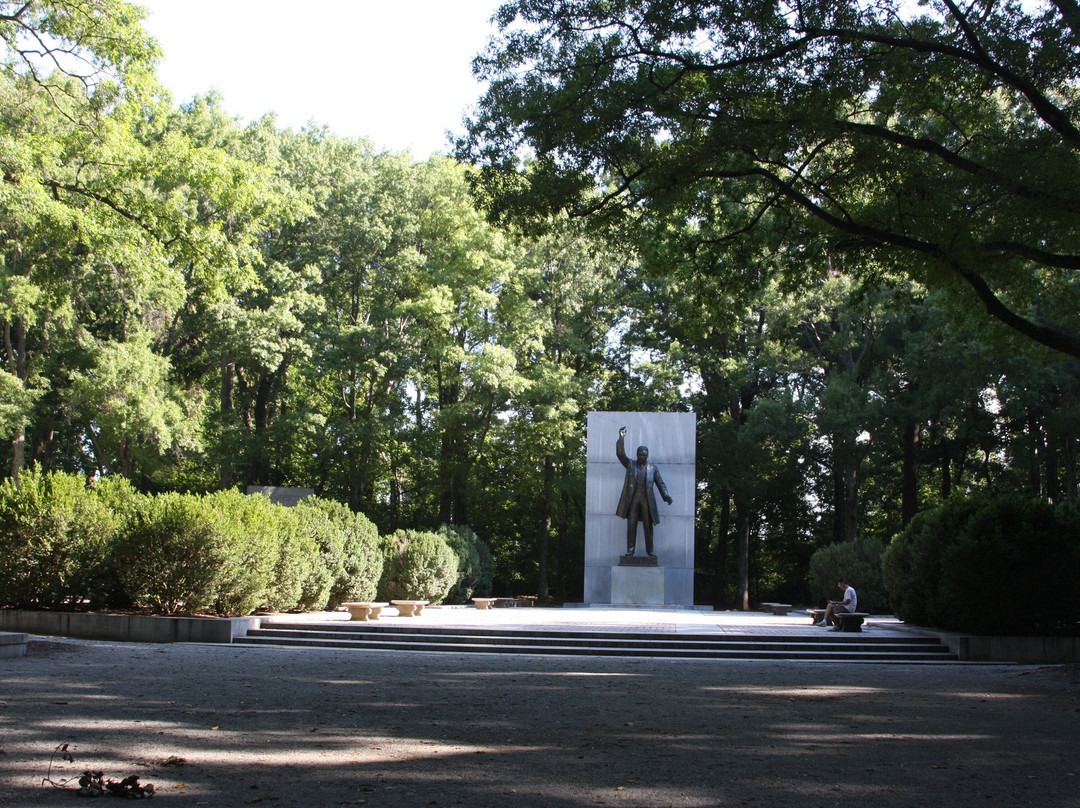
(0, 470, 123, 609)
(114, 492, 230, 614)
(807, 535, 886, 614)
(439, 523, 494, 604)
(0, 471, 388, 617)
(377, 529, 458, 604)
(295, 498, 382, 609)
(883, 492, 1080, 634)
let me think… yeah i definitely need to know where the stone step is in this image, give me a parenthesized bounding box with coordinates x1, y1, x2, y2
(253, 621, 948, 644)
(234, 624, 958, 662)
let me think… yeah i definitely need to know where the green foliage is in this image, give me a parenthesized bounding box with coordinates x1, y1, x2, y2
(0, 475, 389, 616)
(0, 470, 121, 608)
(67, 332, 203, 478)
(298, 497, 382, 608)
(284, 503, 336, 611)
(883, 493, 1080, 634)
(285, 497, 383, 610)
(807, 536, 887, 614)
(5, 0, 1080, 614)
(376, 529, 458, 604)
(261, 504, 319, 613)
(114, 489, 318, 616)
(439, 523, 495, 603)
(461, 0, 1080, 359)
(202, 490, 294, 617)
(113, 492, 226, 614)
(112, 488, 296, 616)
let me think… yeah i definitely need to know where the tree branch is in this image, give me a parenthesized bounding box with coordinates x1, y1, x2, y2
(837, 120, 1080, 214)
(958, 269, 1080, 358)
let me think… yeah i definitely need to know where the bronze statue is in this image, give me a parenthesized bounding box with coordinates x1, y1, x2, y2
(615, 426, 673, 558)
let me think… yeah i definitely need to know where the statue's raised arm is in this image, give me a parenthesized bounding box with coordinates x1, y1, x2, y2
(616, 426, 630, 468)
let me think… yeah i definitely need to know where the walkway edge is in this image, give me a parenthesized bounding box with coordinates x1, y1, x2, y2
(0, 609, 258, 643)
(887, 622, 1080, 663)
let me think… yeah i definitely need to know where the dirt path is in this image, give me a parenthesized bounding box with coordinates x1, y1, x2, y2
(2, 638, 1078, 807)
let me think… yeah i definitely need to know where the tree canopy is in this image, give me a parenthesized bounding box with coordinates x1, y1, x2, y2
(2, 1, 1079, 608)
(459, 0, 1080, 358)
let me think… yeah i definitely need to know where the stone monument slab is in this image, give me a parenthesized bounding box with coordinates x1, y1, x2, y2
(610, 565, 666, 606)
(584, 411, 696, 607)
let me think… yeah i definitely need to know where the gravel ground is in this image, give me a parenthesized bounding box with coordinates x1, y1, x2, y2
(1, 636, 1078, 808)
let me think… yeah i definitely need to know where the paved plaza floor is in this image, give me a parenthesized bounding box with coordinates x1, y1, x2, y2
(265, 604, 912, 635)
(2, 607, 1078, 807)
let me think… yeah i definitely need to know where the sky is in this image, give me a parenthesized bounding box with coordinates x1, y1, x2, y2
(135, 0, 504, 157)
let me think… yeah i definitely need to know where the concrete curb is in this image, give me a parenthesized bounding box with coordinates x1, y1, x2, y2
(0, 630, 28, 658)
(886, 621, 1080, 663)
(0, 609, 259, 644)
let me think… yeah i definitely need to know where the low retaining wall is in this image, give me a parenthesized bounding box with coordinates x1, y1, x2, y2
(1, 631, 28, 658)
(0, 610, 260, 644)
(896, 624, 1080, 663)
(948, 634, 1080, 664)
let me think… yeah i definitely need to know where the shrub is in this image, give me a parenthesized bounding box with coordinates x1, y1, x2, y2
(114, 492, 225, 614)
(439, 523, 494, 604)
(0, 474, 382, 617)
(807, 535, 887, 613)
(376, 529, 457, 604)
(295, 498, 382, 609)
(883, 492, 1080, 634)
(205, 490, 296, 616)
(262, 504, 320, 613)
(0, 470, 122, 609)
(287, 503, 337, 610)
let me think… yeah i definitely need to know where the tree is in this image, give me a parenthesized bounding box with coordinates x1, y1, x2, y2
(2, 0, 158, 481)
(479, 217, 627, 600)
(1, 5, 286, 485)
(67, 330, 201, 478)
(460, 0, 1080, 359)
(0, 0, 159, 103)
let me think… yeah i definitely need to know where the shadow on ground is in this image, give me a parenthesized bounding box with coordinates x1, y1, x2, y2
(1, 639, 1077, 807)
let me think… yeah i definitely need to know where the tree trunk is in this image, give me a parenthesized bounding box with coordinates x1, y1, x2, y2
(1046, 427, 1060, 504)
(556, 463, 570, 604)
(735, 494, 750, 611)
(10, 425, 24, 485)
(220, 359, 234, 490)
(832, 434, 860, 542)
(537, 455, 554, 602)
(1029, 413, 1043, 498)
(248, 373, 275, 485)
(841, 462, 859, 542)
(6, 318, 26, 483)
(901, 418, 920, 526)
(713, 488, 731, 609)
(1064, 434, 1077, 504)
(940, 440, 952, 500)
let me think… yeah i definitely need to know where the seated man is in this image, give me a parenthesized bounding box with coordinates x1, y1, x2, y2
(818, 578, 857, 627)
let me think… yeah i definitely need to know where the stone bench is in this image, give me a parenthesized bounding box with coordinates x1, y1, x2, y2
(761, 602, 793, 616)
(835, 612, 869, 632)
(493, 597, 535, 607)
(472, 598, 498, 610)
(391, 600, 429, 617)
(0, 631, 28, 659)
(808, 609, 869, 632)
(341, 602, 388, 621)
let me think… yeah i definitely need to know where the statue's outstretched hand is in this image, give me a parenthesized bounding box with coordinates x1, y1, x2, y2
(619, 426, 627, 438)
